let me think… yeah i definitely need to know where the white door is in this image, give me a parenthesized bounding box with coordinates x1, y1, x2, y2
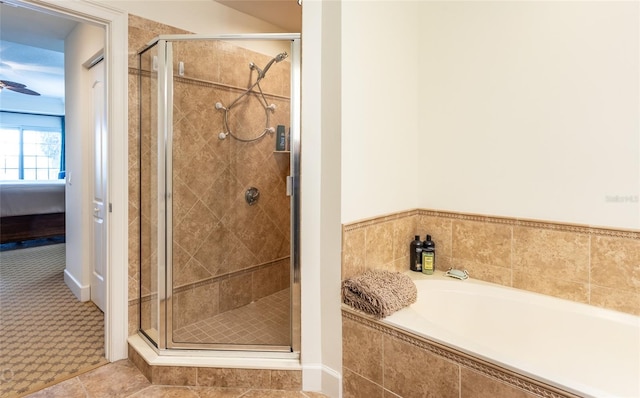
(90, 58, 107, 312)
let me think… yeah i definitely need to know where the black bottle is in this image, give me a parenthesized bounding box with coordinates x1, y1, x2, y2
(409, 235, 423, 272)
(276, 125, 286, 151)
(422, 234, 436, 274)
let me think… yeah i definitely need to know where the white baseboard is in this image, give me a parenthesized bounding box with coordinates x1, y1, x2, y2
(303, 363, 342, 398)
(64, 268, 91, 301)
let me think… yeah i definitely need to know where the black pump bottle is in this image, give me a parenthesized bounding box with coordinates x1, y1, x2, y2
(409, 235, 423, 272)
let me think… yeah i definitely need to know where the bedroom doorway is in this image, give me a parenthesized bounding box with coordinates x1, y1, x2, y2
(5, 0, 129, 363)
(0, 5, 111, 394)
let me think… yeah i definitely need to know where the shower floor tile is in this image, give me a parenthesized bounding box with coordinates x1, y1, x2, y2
(173, 288, 290, 346)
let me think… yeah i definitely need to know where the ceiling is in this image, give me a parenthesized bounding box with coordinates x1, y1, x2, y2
(0, 1, 300, 105)
(0, 3, 75, 101)
(214, 0, 302, 33)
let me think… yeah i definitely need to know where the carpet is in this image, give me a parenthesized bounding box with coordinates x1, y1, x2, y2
(0, 244, 107, 397)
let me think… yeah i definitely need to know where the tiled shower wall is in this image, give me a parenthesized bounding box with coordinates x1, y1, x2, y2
(128, 15, 291, 336)
(342, 209, 640, 316)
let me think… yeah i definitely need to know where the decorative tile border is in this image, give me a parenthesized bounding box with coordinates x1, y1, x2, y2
(128, 292, 157, 307)
(342, 209, 418, 232)
(128, 256, 290, 306)
(587, 226, 640, 239)
(418, 208, 640, 239)
(173, 75, 290, 101)
(172, 256, 290, 294)
(129, 68, 290, 101)
(343, 208, 640, 240)
(342, 308, 582, 398)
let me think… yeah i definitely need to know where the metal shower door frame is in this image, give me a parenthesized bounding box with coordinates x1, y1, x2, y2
(150, 34, 301, 354)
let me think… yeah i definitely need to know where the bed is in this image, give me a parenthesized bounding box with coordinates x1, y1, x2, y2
(0, 180, 66, 243)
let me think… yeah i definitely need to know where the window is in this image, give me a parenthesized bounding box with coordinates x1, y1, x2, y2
(0, 112, 64, 181)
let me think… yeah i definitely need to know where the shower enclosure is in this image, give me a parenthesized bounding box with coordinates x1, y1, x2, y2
(137, 34, 300, 353)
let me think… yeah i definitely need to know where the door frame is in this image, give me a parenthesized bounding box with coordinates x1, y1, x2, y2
(10, 0, 129, 361)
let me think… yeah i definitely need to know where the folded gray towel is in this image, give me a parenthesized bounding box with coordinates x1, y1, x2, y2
(342, 270, 417, 319)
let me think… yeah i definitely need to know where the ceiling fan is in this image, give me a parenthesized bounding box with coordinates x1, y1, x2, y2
(0, 79, 40, 96)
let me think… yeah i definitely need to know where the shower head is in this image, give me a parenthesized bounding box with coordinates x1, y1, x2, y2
(274, 52, 288, 63)
(258, 52, 289, 79)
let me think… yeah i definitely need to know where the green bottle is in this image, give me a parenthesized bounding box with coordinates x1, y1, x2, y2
(421, 235, 435, 275)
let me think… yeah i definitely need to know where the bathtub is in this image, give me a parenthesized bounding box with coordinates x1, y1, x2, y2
(383, 273, 640, 398)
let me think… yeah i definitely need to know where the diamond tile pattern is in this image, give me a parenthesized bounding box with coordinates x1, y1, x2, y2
(173, 288, 290, 346)
(0, 244, 106, 397)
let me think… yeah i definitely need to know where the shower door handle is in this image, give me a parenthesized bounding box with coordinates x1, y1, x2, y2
(286, 176, 292, 196)
(286, 176, 293, 196)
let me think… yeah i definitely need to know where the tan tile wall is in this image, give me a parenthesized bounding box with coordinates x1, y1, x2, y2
(342, 210, 419, 279)
(128, 345, 301, 389)
(127, 15, 292, 335)
(342, 310, 576, 398)
(343, 209, 640, 317)
(172, 258, 289, 328)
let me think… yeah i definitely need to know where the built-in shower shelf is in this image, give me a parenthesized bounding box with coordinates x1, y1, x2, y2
(273, 151, 290, 154)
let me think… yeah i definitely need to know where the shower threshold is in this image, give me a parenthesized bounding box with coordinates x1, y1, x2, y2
(129, 333, 300, 371)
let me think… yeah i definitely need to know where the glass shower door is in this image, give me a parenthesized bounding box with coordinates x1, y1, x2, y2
(138, 42, 160, 345)
(139, 35, 300, 352)
(167, 38, 294, 350)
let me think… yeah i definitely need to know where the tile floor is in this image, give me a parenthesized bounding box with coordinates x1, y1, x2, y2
(173, 289, 290, 346)
(25, 360, 329, 398)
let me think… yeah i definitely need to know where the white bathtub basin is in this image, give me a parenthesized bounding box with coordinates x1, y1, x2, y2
(384, 273, 640, 398)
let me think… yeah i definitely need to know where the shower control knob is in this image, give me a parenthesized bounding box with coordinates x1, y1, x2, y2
(245, 187, 260, 206)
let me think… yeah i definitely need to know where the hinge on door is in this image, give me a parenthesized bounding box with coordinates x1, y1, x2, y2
(109, 203, 112, 213)
(286, 176, 293, 196)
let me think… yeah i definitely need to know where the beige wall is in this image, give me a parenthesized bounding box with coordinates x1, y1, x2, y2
(299, 1, 343, 393)
(341, 1, 423, 221)
(98, 0, 287, 36)
(63, 21, 105, 300)
(341, 1, 640, 230)
(343, 209, 640, 317)
(418, 2, 639, 229)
